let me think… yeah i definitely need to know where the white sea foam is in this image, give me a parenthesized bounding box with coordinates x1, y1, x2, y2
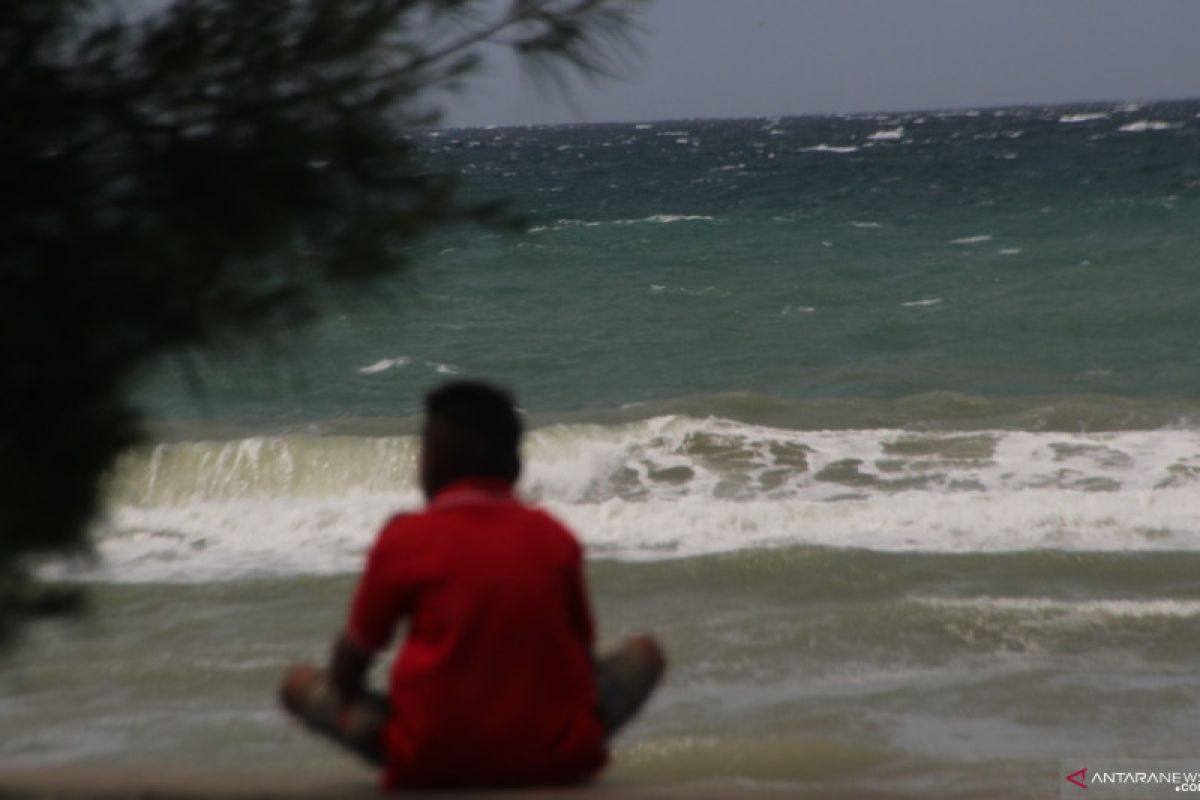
(998, 248, 1023, 256)
(914, 596, 1200, 620)
(802, 144, 859, 154)
(851, 222, 883, 229)
(902, 298, 941, 308)
(358, 356, 410, 375)
(544, 215, 715, 231)
(648, 284, 727, 298)
(949, 234, 993, 245)
(1118, 120, 1183, 133)
(58, 417, 1200, 581)
(867, 127, 904, 141)
(1059, 113, 1108, 124)
(76, 485, 1200, 582)
(642, 214, 714, 224)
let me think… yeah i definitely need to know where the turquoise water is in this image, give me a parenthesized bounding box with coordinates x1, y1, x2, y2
(5, 99, 1200, 797)
(139, 100, 1200, 423)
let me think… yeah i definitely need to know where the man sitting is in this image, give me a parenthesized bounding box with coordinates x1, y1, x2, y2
(280, 380, 664, 788)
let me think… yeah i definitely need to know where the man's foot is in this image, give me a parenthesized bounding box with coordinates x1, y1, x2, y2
(279, 662, 324, 715)
(278, 662, 388, 767)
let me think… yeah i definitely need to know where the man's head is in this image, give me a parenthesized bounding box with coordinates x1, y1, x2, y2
(420, 380, 522, 500)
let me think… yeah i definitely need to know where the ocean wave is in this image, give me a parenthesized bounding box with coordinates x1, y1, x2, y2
(648, 284, 729, 298)
(1058, 113, 1108, 124)
(866, 127, 904, 141)
(801, 144, 859, 154)
(109, 415, 1200, 506)
(69, 412, 1200, 581)
(532, 214, 716, 232)
(358, 356, 410, 375)
(949, 234, 993, 244)
(913, 596, 1200, 620)
(1118, 120, 1184, 133)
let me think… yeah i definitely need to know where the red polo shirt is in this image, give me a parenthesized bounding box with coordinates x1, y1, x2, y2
(346, 478, 607, 788)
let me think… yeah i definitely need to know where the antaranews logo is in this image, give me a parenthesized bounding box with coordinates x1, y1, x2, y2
(1061, 761, 1200, 797)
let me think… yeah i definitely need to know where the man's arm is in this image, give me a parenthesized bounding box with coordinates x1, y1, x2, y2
(329, 631, 375, 701)
(335, 519, 418, 696)
(564, 538, 596, 648)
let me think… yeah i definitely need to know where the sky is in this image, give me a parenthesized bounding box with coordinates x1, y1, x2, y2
(442, 0, 1200, 126)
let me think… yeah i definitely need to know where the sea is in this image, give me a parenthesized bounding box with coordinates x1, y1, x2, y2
(3, 98, 1200, 797)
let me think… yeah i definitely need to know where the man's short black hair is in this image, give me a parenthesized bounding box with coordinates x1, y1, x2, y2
(423, 380, 522, 483)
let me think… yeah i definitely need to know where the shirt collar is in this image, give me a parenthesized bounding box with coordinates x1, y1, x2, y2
(429, 477, 517, 510)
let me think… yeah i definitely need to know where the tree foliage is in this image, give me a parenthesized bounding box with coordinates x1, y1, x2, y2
(0, 0, 642, 642)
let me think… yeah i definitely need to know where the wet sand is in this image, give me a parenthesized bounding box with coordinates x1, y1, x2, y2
(0, 765, 928, 799)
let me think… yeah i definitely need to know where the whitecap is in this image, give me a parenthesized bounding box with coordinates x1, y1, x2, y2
(802, 144, 859, 154)
(431, 362, 459, 375)
(867, 127, 904, 141)
(637, 214, 714, 224)
(1059, 113, 1108, 124)
(902, 298, 942, 308)
(1118, 120, 1183, 133)
(949, 234, 993, 245)
(358, 357, 410, 375)
(646, 285, 727, 298)
(998, 248, 1022, 256)
(851, 221, 883, 229)
(548, 215, 714, 230)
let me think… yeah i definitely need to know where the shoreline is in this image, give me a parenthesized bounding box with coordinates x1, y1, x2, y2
(0, 765, 934, 800)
